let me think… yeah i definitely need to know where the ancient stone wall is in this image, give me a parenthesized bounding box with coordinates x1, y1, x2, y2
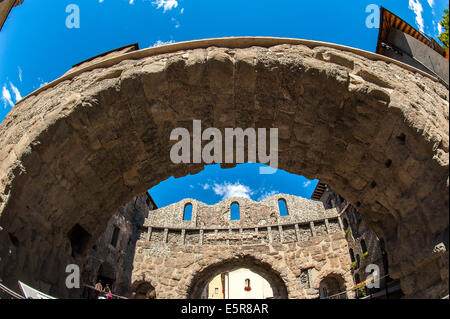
(131, 194, 354, 299)
(81, 193, 155, 297)
(318, 186, 396, 297)
(0, 37, 447, 298)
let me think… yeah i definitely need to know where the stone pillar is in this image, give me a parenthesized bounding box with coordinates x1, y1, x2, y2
(324, 219, 330, 234)
(268, 226, 273, 243)
(307, 268, 313, 289)
(337, 216, 344, 231)
(310, 222, 316, 237)
(200, 229, 204, 245)
(181, 229, 186, 245)
(146, 226, 153, 241)
(294, 224, 300, 242)
(278, 225, 283, 242)
(163, 228, 168, 243)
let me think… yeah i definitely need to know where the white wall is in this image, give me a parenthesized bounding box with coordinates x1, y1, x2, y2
(225, 268, 273, 299)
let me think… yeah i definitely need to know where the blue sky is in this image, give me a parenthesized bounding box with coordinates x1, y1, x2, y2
(0, 0, 448, 208)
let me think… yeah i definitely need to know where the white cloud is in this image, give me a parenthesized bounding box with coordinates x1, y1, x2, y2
(18, 67, 23, 82)
(171, 17, 180, 28)
(2, 85, 14, 108)
(257, 190, 278, 201)
(202, 184, 210, 190)
(213, 182, 253, 200)
(152, 39, 175, 47)
(303, 181, 312, 188)
(409, 0, 425, 33)
(438, 22, 443, 35)
(152, 0, 178, 13)
(9, 82, 22, 102)
(427, 0, 434, 8)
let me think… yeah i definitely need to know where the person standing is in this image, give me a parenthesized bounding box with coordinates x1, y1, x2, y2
(94, 280, 103, 299)
(104, 284, 113, 299)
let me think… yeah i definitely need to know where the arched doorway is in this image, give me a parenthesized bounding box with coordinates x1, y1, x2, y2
(319, 274, 347, 299)
(187, 256, 289, 299)
(0, 38, 447, 298)
(130, 281, 156, 299)
(97, 262, 116, 290)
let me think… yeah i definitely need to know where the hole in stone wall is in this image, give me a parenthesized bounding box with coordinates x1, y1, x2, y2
(396, 133, 406, 145)
(343, 218, 349, 230)
(385, 159, 392, 168)
(361, 239, 368, 254)
(68, 224, 92, 257)
(356, 202, 361, 207)
(370, 181, 377, 189)
(349, 248, 355, 262)
(8, 232, 19, 247)
(110, 226, 120, 247)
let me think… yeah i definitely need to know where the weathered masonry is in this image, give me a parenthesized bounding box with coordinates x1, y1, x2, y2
(0, 37, 448, 298)
(80, 192, 157, 298)
(131, 194, 353, 299)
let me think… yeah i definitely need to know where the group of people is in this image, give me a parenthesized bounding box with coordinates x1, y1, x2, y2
(94, 281, 113, 299)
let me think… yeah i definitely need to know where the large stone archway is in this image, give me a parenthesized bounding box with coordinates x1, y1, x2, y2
(187, 256, 289, 299)
(0, 37, 448, 298)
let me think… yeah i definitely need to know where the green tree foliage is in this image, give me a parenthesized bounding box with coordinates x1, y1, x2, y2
(438, 9, 449, 48)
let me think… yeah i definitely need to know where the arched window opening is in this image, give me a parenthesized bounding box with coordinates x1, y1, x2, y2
(231, 203, 240, 220)
(349, 248, 355, 263)
(356, 254, 361, 269)
(183, 203, 193, 221)
(355, 274, 361, 285)
(361, 239, 368, 255)
(110, 226, 120, 247)
(278, 199, 288, 216)
(343, 218, 349, 230)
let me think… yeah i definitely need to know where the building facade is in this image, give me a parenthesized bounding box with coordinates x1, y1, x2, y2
(129, 194, 355, 299)
(312, 182, 403, 298)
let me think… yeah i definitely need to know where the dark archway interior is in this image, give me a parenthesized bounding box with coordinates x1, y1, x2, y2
(131, 281, 156, 299)
(97, 262, 116, 289)
(319, 274, 347, 299)
(187, 256, 289, 299)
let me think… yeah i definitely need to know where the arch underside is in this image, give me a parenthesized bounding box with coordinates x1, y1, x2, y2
(0, 39, 448, 298)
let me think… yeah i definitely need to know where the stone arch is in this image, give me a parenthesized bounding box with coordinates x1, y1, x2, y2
(0, 38, 447, 298)
(313, 269, 353, 299)
(130, 280, 157, 299)
(186, 255, 289, 299)
(97, 261, 116, 289)
(319, 274, 347, 299)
